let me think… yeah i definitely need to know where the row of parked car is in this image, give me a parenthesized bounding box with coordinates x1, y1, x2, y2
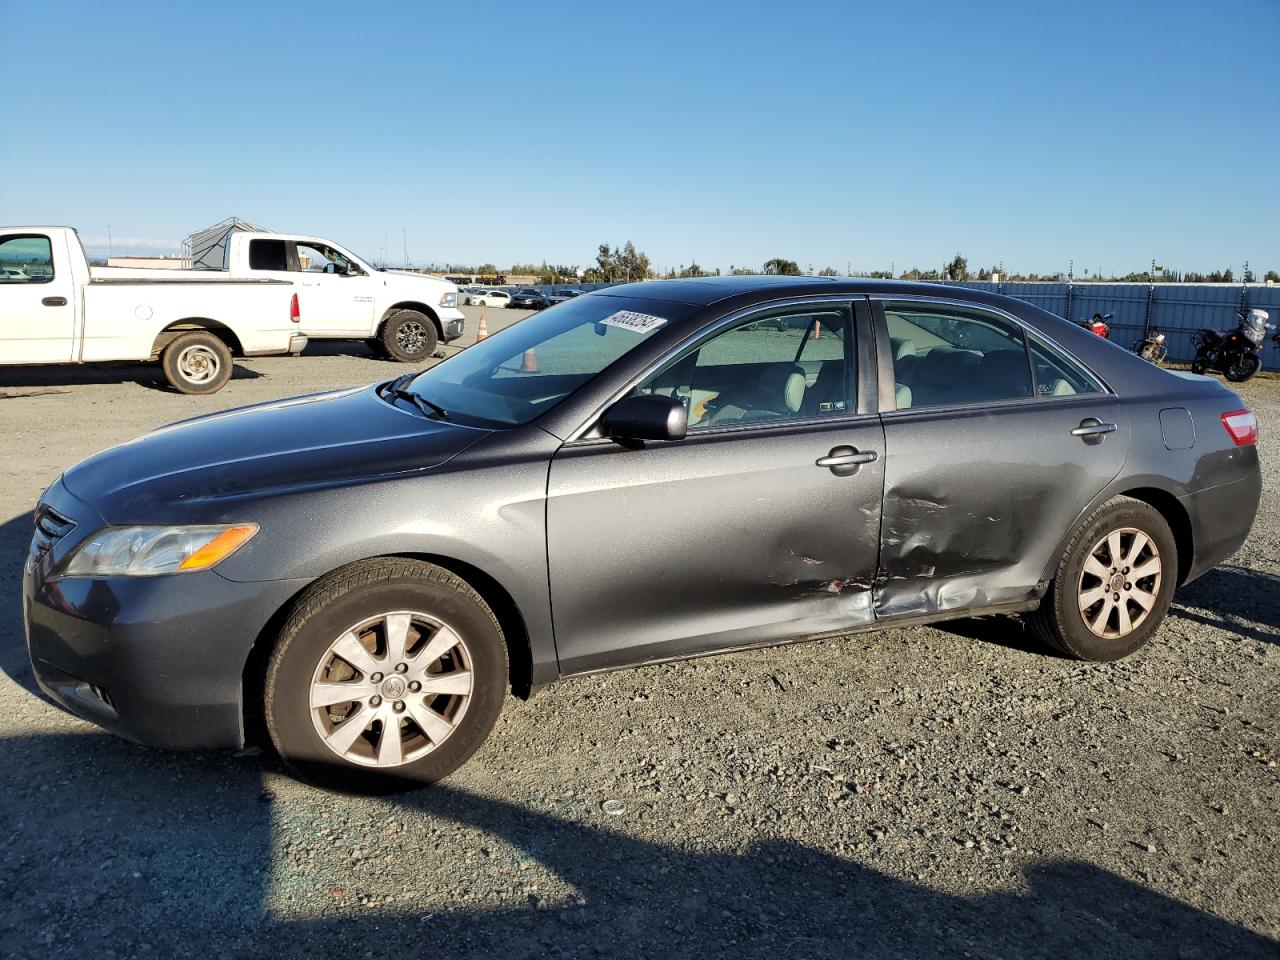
(463, 286, 586, 309)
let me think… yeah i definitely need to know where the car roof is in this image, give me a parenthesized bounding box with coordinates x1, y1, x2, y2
(592, 275, 1005, 307)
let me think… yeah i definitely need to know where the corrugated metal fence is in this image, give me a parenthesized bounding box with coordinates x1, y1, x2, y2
(948, 281, 1280, 369)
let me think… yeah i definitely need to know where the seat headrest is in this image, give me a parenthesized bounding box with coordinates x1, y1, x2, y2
(895, 383, 913, 409)
(759, 364, 807, 413)
(894, 338, 917, 360)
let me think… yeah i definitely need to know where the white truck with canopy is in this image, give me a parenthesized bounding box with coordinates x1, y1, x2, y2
(173, 219, 465, 362)
(0, 226, 306, 394)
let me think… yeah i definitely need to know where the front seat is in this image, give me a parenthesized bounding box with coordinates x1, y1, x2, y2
(706, 364, 807, 424)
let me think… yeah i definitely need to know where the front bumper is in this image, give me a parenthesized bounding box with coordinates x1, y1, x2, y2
(23, 479, 309, 750)
(441, 317, 464, 342)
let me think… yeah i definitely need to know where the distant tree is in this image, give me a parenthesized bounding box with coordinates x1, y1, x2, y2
(1265, 270, 1280, 283)
(817, 266, 839, 276)
(729, 265, 754, 276)
(945, 253, 970, 281)
(477, 263, 498, 276)
(1243, 267, 1255, 283)
(678, 262, 714, 278)
(581, 241, 651, 283)
(762, 257, 802, 275)
(864, 270, 894, 279)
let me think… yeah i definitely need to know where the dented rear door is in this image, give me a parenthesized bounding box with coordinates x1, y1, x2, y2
(871, 297, 1127, 618)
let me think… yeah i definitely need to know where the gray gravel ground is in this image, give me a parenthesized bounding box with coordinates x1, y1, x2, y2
(0, 305, 1276, 958)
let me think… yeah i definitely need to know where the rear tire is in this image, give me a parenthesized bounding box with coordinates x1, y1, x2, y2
(264, 558, 508, 793)
(1027, 496, 1177, 661)
(1225, 353, 1261, 382)
(160, 331, 233, 395)
(380, 309, 439, 363)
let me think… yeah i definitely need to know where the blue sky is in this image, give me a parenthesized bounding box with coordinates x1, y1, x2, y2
(3, 0, 1277, 275)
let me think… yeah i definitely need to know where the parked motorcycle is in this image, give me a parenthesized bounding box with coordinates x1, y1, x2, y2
(1190, 308, 1274, 382)
(1132, 326, 1168, 365)
(1078, 312, 1112, 338)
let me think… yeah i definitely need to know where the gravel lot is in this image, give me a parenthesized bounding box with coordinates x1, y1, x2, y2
(1, 305, 1276, 958)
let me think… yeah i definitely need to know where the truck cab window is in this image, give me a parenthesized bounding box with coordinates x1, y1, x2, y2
(0, 235, 54, 283)
(248, 239, 287, 271)
(295, 243, 355, 275)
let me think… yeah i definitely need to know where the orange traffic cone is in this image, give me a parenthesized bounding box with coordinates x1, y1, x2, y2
(476, 313, 489, 342)
(521, 349, 538, 373)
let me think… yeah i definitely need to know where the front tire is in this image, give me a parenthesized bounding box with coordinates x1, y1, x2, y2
(160, 331, 233, 395)
(1190, 355, 1209, 375)
(264, 558, 508, 792)
(1028, 497, 1177, 661)
(1225, 353, 1261, 382)
(380, 309, 439, 363)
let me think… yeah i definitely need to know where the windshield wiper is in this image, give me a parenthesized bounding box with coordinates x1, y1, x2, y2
(383, 373, 449, 420)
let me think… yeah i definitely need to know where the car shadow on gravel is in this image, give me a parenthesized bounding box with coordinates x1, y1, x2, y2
(930, 615, 1069, 658)
(1171, 565, 1280, 645)
(0, 361, 262, 392)
(0, 729, 1275, 959)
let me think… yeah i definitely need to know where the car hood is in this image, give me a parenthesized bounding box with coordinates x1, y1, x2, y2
(62, 385, 491, 520)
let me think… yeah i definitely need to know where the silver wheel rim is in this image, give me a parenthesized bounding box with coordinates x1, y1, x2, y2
(176, 344, 221, 384)
(396, 321, 427, 354)
(1077, 527, 1162, 639)
(309, 610, 473, 767)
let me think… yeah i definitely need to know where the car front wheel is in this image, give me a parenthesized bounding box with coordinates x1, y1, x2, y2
(1028, 496, 1177, 661)
(264, 558, 508, 792)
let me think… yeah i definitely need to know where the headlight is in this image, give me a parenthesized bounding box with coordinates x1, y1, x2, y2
(61, 524, 259, 577)
(439, 291, 458, 308)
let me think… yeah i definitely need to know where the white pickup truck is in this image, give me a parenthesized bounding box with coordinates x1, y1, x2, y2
(0, 226, 306, 394)
(133, 229, 465, 362)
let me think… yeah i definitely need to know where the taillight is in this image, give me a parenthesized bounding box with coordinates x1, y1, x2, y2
(290, 292, 300, 322)
(1220, 409, 1257, 446)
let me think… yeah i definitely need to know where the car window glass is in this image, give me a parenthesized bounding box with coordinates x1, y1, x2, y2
(1029, 335, 1104, 397)
(295, 243, 352, 273)
(248, 238, 287, 271)
(884, 303, 1031, 409)
(640, 306, 855, 429)
(0, 235, 54, 283)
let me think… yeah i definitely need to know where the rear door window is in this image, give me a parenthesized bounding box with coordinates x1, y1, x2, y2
(883, 303, 1032, 409)
(248, 239, 287, 271)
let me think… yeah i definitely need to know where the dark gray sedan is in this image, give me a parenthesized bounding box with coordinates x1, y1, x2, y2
(23, 277, 1261, 790)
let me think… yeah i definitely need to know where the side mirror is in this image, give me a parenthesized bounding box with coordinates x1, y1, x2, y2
(601, 394, 687, 445)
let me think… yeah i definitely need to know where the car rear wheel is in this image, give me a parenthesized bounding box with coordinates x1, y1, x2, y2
(1028, 496, 1177, 661)
(264, 558, 507, 792)
(160, 331, 233, 395)
(380, 309, 439, 363)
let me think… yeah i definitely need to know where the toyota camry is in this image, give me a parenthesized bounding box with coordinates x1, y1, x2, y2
(23, 277, 1261, 790)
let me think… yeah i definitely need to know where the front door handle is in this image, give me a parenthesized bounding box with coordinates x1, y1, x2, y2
(816, 446, 878, 476)
(41, 296, 67, 307)
(1071, 418, 1117, 444)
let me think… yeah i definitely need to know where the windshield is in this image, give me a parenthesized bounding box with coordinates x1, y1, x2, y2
(400, 295, 680, 427)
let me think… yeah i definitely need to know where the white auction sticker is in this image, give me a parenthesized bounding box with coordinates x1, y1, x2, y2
(599, 310, 668, 334)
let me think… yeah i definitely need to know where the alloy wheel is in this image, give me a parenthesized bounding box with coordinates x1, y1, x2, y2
(309, 610, 473, 767)
(396, 321, 427, 354)
(1077, 527, 1162, 639)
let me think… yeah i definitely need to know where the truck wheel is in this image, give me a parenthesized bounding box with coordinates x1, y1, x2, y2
(263, 558, 508, 792)
(1027, 496, 1177, 662)
(381, 310, 439, 363)
(161, 331, 233, 395)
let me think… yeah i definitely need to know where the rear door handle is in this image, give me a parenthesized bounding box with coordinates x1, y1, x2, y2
(41, 296, 67, 307)
(1071, 418, 1117, 444)
(816, 446, 878, 476)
